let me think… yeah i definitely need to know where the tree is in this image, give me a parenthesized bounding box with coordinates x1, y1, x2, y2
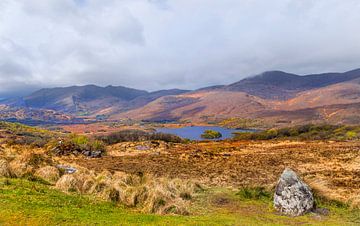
(201, 130, 222, 139)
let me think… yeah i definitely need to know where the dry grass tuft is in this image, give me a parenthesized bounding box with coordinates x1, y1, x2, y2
(55, 174, 80, 192)
(0, 158, 11, 177)
(349, 195, 360, 209)
(53, 168, 201, 215)
(8, 152, 54, 178)
(9, 159, 33, 178)
(34, 166, 60, 185)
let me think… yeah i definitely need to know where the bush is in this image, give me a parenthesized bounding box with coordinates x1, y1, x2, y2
(201, 130, 222, 139)
(233, 124, 360, 141)
(97, 129, 183, 145)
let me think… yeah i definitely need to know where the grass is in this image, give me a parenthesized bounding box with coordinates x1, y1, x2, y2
(1, 178, 360, 225)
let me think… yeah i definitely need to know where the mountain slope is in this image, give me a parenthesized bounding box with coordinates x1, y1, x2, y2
(115, 69, 360, 124)
(2, 85, 189, 115)
(1, 68, 360, 126)
(116, 91, 269, 122)
(21, 85, 148, 113)
(224, 68, 360, 100)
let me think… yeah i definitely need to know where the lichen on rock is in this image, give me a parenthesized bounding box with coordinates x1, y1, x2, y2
(274, 168, 314, 216)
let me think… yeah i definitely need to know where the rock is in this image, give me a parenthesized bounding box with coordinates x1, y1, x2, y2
(56, 165, 77, 174)
(274, 168, 314, 216)
(90, 150, 102, 158)
(313, 207, 330, 216)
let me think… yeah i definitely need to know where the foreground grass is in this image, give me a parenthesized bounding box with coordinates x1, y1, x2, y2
(0, 178, 359, 225)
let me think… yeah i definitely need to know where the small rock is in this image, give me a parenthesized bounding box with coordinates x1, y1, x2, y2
(274, 168, 314, 216)
(314, 207, 330, 216)
(136, 145, 150, 151)
(56, 165, 77, 174)
(90, 151, 102, 158)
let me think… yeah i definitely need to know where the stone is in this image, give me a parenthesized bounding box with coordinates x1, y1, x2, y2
(56, 165, 77, 174)
(90, 150, 102, 158)
(274, 168, 314, 216)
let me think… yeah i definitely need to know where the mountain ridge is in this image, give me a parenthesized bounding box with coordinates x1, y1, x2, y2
(1, 68, 360, 126)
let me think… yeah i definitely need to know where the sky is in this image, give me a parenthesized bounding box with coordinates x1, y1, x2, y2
(1, 0, 360, 97)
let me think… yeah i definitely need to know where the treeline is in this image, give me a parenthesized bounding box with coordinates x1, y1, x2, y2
(233, 124, 360, 141)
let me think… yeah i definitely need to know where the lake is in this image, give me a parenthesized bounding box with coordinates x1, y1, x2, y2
(156, 126, 253, 140)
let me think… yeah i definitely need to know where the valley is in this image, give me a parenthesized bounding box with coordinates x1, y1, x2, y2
(1, 121, 360, 225)
(1, 69, 360, 225)
(1, 68, 360, 127)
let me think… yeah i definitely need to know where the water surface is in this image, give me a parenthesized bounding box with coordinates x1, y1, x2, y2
(156, 126, 253, 140)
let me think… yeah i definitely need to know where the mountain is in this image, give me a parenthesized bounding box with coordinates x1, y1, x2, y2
(224, 68, 360, 100)
(116, 68, 360, 125)
(0, 105, 81, 125)
(1, 68, 360, 126)
(3, 85, 189, 115)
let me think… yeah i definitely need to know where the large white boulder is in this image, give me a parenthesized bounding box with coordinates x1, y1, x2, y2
(274, 168, 314, 216)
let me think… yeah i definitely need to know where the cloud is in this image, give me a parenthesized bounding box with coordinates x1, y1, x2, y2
(0, 0, 360, 97)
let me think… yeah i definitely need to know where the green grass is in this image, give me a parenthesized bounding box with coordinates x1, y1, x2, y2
(0, 178, 359, 225)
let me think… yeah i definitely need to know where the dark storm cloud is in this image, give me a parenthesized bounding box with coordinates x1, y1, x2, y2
(1, 0, 360, 97)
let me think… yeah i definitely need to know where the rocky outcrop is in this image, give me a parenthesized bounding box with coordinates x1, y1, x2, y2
(274, 168, 314, 216)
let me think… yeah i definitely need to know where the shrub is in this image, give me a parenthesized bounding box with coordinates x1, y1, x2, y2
(233, 124, 360, 141)
(201, 130, 222, 139)
(97, 129, 183, 145)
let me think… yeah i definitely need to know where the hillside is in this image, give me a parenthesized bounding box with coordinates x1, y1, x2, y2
(2, 85, 189, 116)
(225, 68, 360, 100)
(1, 68, 360, 126)
(114, 69, 360, 125)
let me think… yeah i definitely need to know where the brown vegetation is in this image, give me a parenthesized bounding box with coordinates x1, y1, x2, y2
(0, 159, 10, 177)
(69, 140, 360, 207)
(34, 166, 60, 184)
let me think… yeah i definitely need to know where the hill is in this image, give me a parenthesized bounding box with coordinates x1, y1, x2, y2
(2, 85, 189, 116)
(225, 68, 360, 100)
(1, 68, 360, 126)
(116, 69, 360, 125)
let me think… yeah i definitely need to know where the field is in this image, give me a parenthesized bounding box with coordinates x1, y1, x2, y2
(68, 140, 360, 203)
(1, 178, 359, 225)
(1, 122, 360, 225)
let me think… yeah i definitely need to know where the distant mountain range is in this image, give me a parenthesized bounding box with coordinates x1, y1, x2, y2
(1, 68, 360, 126)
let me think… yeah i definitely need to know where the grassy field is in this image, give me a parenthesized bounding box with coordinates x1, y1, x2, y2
(0, 178, 359, 225)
